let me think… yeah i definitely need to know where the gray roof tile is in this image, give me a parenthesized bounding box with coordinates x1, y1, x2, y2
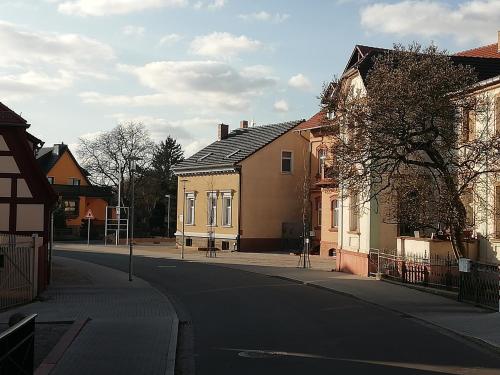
(173, 120, 304, 173)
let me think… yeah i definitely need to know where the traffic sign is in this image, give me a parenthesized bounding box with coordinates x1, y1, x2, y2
(84, 209, 95, 220)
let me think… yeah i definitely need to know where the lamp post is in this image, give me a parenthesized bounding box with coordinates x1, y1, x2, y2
(165, 194, 171, 238)
(180, 179, 189, 260)
(128, 157, 140, 282)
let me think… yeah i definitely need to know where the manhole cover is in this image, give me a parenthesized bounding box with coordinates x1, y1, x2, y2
(238, 351, 281, 359)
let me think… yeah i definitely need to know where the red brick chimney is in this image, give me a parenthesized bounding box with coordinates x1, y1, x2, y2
(218, 123, 229, 140)
(240, 120, 248, 129)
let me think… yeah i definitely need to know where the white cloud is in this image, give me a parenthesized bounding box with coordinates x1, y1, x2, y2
(58, 0, 188, 16)
(274, 99, 289, 112)
(159, 33, 183, 46)
(190, 32, 262, 58)
(0, 21, 114, 69)
(0, 70, 74, 101)
(122, 25, 145, 37)
(81, 60, 277, 112)
(0, 21, 114, 99)
(288, 73, 313, 91)
(193, 0, 226, 10)
(238, 11, 290, 23)
(361, 0, 500, 44)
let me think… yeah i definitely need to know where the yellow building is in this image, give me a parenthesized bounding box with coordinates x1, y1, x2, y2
(172, 120, 308, 252)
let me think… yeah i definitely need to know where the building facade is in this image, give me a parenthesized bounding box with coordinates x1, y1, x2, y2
(36, 144, 112, 238)
(173, 120, 308, 252)
(0, 102, 56, 291)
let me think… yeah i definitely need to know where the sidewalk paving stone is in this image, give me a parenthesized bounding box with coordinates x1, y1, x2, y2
(0, 255, 178, 375)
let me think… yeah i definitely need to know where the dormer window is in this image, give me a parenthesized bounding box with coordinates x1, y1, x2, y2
(47, 177, 54, 184)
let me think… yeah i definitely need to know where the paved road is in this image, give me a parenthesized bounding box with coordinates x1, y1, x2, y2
(56, 249, 500, 375)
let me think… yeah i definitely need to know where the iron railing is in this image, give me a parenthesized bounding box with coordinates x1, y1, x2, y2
(0, 235, 36, 310)
(370, 248, 499, 310)
(0, 314, 37, 375)
(458, 262, 500, 310)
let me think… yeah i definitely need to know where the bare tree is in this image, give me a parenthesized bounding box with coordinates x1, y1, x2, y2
(321, 43, 500, 258)
(77, 122, 155, 199)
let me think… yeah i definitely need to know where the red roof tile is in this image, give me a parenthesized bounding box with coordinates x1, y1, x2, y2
(455, 43, 500, 59)
(294, 110, 328, 131)
(0, 102, 28, 127)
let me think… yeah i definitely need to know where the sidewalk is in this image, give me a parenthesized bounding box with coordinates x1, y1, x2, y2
(0, 255, 178, 375)
(56, 242, 500, 353)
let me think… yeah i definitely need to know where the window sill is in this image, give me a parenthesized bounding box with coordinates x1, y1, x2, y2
(206, 225, 218, 227)
(347, 230, 360, 235)
(221, 225, 232, 228)
(329, 228, 338, 232)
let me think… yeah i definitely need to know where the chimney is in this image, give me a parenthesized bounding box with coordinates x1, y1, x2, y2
(218, 123, 229, 140)
(240, 120, 249, 129)
(52, 144, 60, 156)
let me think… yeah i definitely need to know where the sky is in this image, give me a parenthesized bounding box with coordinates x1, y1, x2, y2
(1, 0, 500, 157)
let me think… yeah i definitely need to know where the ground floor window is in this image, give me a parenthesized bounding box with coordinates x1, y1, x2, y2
(185, 238, 192, 246)
(221, 241, 229, 250)
(64, 199, 79, 217)
(222, 193, 232, 226)
(349, 193, 358, 232)
(186, 193, 195, 225)
(207, 192, 217, 226)
(316, 198, 322, 227)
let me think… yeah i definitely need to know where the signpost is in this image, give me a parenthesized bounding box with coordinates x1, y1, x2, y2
(84, 209, 95, 246)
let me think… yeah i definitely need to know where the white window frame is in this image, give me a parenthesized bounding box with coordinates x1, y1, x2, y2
(69, 177, 81, 186)
(318, 148, 326, 176)
(281, 150, 293, 174)
(185, 193, 195, 225)
(331, 199, 339, 228)
(207, 191, 217, 227)
(222, 192, 232, 227)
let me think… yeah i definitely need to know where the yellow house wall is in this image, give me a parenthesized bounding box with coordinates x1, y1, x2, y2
(239, 130, 308, 239)
(47, 151, 88, 186)
(176, 173, 240, 238)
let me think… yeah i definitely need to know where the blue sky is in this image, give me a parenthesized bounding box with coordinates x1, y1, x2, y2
(1, 0, 499, 156)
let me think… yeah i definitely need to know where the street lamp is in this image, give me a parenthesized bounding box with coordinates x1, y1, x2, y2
(165, 194, 171, 238)
(180, 178, 189, 260)
(129, 157, 140, 282)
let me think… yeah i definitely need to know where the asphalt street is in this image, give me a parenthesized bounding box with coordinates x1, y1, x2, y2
(56, 249, 500, 375)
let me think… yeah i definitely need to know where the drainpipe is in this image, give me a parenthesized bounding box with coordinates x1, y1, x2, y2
(237, 167, 242, 251)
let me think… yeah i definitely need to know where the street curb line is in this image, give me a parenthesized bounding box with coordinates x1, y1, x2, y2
(165, 310, 179, 375)
(34, 318, 90, 375)
(272, 277, 500, 356)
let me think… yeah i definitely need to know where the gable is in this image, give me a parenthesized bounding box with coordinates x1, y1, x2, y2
(47, 150, 89, 186)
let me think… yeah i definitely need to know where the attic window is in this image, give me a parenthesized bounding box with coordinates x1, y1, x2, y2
(198, 153, 212, 161)
(226, 149, 240, 158)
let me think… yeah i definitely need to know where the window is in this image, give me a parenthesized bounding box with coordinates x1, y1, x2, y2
(281, 151, 292, 173)
(331, 199, 339, 228)
(316, 199, 322, 227)
(221, 241, 230, 250)
(47, 177, 54, 184)
(462, 109, 476, 142)
(68, 178, 80, 186)
(185, 238, 193, 246)
(349, 193, 359, 232)
(64, 199, 79, 217)
(318, 148, 327, 176)
(185, 193, 195, 225)
(222, 193, 232, 226)
(207, 192, 217, 226)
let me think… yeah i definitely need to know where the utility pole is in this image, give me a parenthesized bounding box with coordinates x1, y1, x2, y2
(181, 179, 188, 260)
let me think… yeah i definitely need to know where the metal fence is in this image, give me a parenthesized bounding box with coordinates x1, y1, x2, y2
(369, 249, 460, 290)
(0, 314, 37, 375)
(369, 248, 499, 310)
(458, 262, 500, 310)
(0, 235, 37, 310)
